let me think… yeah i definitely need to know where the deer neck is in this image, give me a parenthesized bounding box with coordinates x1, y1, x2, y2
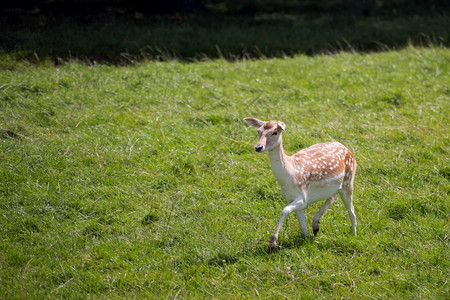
(268, 142, 294, 185)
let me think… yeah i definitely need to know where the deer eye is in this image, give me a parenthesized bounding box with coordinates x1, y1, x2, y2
(272, 132, 278, 136)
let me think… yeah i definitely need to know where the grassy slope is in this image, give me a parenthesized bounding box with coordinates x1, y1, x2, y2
(0, 47, 449, 298)
(1, 13, 449, 64)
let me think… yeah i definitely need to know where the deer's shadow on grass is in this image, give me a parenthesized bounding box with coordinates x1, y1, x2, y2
(208, 235, 316, 267)
(208, 233, 363, 267)
(281, 234, 314, 248)
(261, 234, 317, 255)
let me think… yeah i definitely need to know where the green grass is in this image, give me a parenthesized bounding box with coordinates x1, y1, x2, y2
(0, 46, 449, 298)
(1, 12, 449, 64)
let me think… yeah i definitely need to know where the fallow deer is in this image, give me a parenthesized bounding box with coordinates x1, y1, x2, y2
(244, 118, 357, 253)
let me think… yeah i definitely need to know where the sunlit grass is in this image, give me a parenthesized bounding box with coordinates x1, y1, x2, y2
(0, 46, 448, 298)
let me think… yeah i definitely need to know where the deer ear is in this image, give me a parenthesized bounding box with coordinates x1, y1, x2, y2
(277, 121, 286, 131)
(244, 118, 264, 129)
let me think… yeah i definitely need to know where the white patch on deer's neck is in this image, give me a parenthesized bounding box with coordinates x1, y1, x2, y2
(268, 142, 302, 202)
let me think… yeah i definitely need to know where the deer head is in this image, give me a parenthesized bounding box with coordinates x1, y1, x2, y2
(244, 118, 285, 152)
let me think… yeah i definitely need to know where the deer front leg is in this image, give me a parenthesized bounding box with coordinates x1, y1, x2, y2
(295, 210, 308, 236)
(268, 200, 304, 253)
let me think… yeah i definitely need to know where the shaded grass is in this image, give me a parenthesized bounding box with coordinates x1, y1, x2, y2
(0, 12, 449, 65)
(0, 46, 449, 298)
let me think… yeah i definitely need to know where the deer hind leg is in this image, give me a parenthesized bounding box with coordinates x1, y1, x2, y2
(339, 184, 357, 236)
(312, 193, 338, 236)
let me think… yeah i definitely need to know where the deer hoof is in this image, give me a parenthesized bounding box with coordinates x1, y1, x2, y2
(312, 220, 320, 236)
(313, 226, 319, 236)
(268, 235, 278, 253)
(267, 243, 276, 254)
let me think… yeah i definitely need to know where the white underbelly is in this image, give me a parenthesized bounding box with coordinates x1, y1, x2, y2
(306, 181, 341, 203)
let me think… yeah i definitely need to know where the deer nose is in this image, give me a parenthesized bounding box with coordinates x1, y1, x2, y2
(255, 145, 264, 152)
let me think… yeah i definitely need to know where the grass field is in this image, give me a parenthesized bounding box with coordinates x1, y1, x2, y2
(1, 12, 449, 64)
(0, 44, 449, 298)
